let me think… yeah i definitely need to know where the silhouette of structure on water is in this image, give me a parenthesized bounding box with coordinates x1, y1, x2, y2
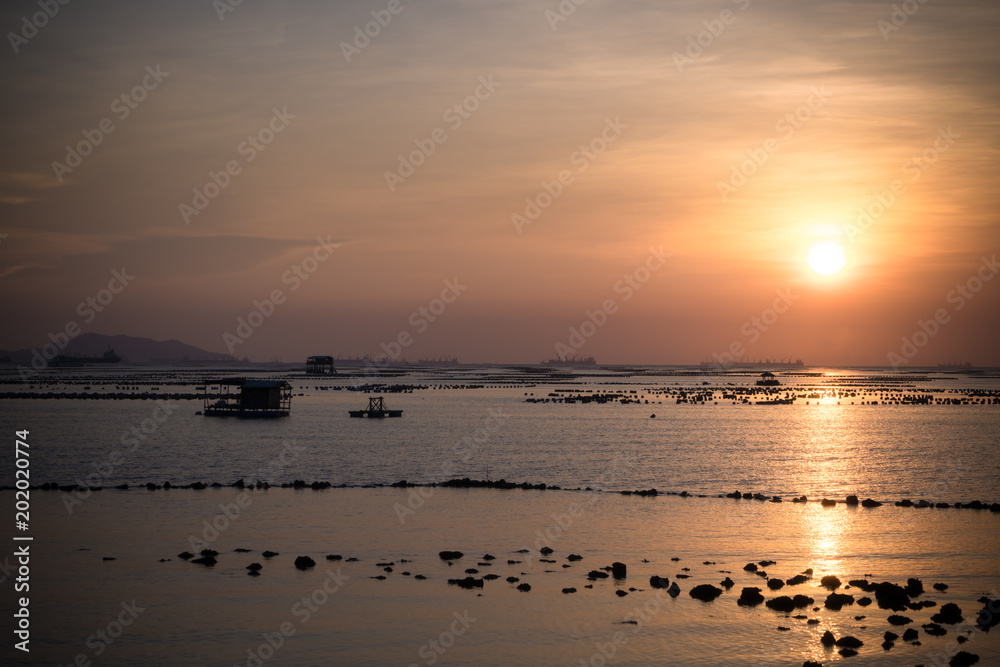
(349, 396, 402, 418)
(305, 355, 336, 375)
(200, 378, 292, 418)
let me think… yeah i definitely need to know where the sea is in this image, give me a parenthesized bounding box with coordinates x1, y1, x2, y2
(0, 363, 998, 666)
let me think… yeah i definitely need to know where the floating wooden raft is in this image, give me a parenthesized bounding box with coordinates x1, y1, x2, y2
(349, 396, 402, 418)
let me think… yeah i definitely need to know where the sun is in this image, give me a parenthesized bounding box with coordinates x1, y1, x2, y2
(806, 240, 847, 276)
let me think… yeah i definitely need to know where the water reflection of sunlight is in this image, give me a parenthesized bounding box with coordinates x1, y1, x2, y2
(798, 402, 849, 570)
(806, 504, 849, 573)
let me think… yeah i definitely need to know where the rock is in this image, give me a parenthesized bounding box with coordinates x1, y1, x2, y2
(178, 552, 194, 560)
(615, 589, 628, 597)
(793, 595, 814, 608)
(439, 550, 464, 560)
(845, 495, 859, 505)
(824, 593, 855, 610)
(650, 575, 670, 589)
(949, 652, 980, 666)
(873, 581, 911, 610)
(482, 554, 496, 560)
(102, 557, 116, 561)
(838, 648, 858, 657)
(517, 583, 531, 592)
(689, 584, 723, 602)
(720, 577, 735, 589)
(567, 554, 583, 561)
(483, 574, 499, 581)
(820, 575, 841, 590)
(246, 563, 262, 571)
(414, 574, 427, 580)
(883, 631, 898, 641)
(447, 577, 483, 589)
(933, 582, 949, 591)
(923, 623, 947, 636)
(667, 582, 680, 598)
(464, 568, 479, 574)
(821, 498, 837, 507)
(759, 560, 776, 567)
(539, 547, 554, 555)
(766, 596, 797, 613)
(744, 562, 758, 572)
(587, 570, 609, 580)
(861, 498, 882, 507)
(767, 578, 785, 590)
(902, 628, 919, 641)
(201, 549, 219, 557)
(611, 562, 627, 578)
(836, 636, 863, 648)
(932, 602, 964, 624)
(294, 556, 316, 570)
(777, 626, 790, 631)
(737, 587, 765, 607)
(326, 554, 342, 561)
(262, 551, 279, 558)
(975, 598, 1000, 631)
(562, 587, 577, 594)
(191, 556, 217, 566)
(905, 578, 924, 597)
(786, 574, 810, 586)
(887, 615, 913, 626)
(880, 640, 893, 650)
(803, 662, 823, 667)
(506, 576, 519, 583)
(821, 630, 836, 646)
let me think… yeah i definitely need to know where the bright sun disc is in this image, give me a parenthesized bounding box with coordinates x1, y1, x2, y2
(806, 240, 847, 276)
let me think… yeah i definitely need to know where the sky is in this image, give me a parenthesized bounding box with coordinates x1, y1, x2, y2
(1, 0, 998, 366)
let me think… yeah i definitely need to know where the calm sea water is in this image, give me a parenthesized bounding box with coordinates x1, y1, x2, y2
(0, 365, 998, 666)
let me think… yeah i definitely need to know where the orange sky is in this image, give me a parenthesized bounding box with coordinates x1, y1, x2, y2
(1, 0, 998, 365)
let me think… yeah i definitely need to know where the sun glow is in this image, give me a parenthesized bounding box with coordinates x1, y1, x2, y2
(806, 240, 847, 277)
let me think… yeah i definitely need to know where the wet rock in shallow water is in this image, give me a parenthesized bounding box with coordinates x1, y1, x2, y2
(883, 631, 898, 641)
(414, 574, 427, 580)
(923, 623, 947, 636)
(567, 554, 583, 561)
(650, 575, 670, 589)
(234, 548, 251, 553)
(506, 576, 519, 583)
(439, 550, 464, 560)
(482, 554, 496, 560)
(975, 598, 1000, 631)
(768, 579, 785, 590)
(246, 563, 262, 571)
(667, 582, 681, 598)
(737, 587, 765, 607)
(562, 587, 577, 594)
(793, 595, 814, 608)
(838, 648, 858, 657)
(806, 618, 820, 625)
(932, 602, 964, 624)
(448, 577, 484, 589)
(821, 630, 836, 646)
(835, 636, 863, 648)
(483, 574, 500, 581)
(777, 626, 790, 631)
(689, 584, 723, 602)
(178, 552, 194, 560)
(873, 581, 911, 610)
(294, 556, 316, 570)
(611, 562, 627, 578)
(759, 560, 776, 567)
(615, 590, 628, 597)
(857, 596, 873, 606)
(766, 596, 797, 613)
(191, 556, 217, 566)
(905, 577, 924, 597)
(824, 593, 855, 610)
(933, 582, 949, 592)
(262, 551, 279, 558)
(888, 615, 914, 626)
(516, 583, 531, 592)
(247, 570, 261, 577)
(861, 498, 882, 507)
(949, 651, 980, 666)
(881, 640, 893, 650)
(802, 662, 823, 667)
(901, 627, 919, 641)
(539, 546, 554, 555)
(587, 570, 609, 581)
(820, 575, 842, 590)
(786, 574, 810, 586)
(744, 562, 758, 572)
(720, 577, 735, 589)
(821, 498, 837, 507)
(201, 549, 219, 557)
(326, 554, 342, 561)
(465, 568, 479, 574)
(845, 495, 859, 505)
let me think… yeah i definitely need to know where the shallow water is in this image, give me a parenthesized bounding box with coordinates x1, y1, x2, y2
(0, 365, 998, 665)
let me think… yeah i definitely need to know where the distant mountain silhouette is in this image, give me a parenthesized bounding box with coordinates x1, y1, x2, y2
(0, 333, 235, 364)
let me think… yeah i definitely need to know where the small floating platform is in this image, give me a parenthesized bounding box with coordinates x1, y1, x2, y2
(349, 396, 402, 418)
